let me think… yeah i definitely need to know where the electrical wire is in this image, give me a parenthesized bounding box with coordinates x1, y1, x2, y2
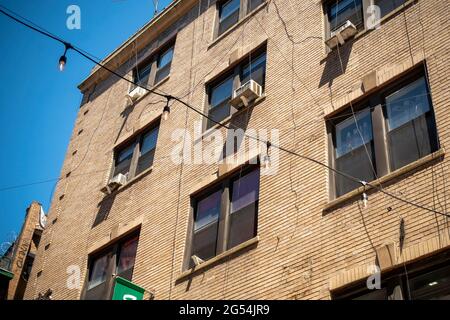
(0, 5, 449, 219)
(0, 169, 108, 192)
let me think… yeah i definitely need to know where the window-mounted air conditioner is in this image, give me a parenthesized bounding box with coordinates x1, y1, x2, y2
(325, 20, 358, 49)
(127, 86, 146, 101)
(101, 173, 127, 194)
(230, 80, 262, 108)
(191, 255, 204, 267)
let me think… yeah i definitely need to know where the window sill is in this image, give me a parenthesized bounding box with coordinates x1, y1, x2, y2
(197, 95, 266, 144)
(176, 236, 259, 281)
(323, 148, 445, 213)
(207, 2, 268, 51)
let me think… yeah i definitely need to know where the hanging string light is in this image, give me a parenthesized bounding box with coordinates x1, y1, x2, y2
(59, 42, 73, 72)
(162, 96, 171, 120)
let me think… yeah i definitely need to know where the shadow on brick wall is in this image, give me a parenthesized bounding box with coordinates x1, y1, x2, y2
(319, 42, 353, 88)
(92, 193, 117, 228)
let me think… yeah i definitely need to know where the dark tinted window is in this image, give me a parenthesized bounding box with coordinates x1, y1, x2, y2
(131, 61, 152, 91)
(116, 236, 139, 279)
(334, 109, 376, 197)
(208, 76, 233, 128)
(206, 49, 267, 129)
(241, 52, 266, 90)
(136, 126, 159, 175)
(218, 0, 240, 35)
(228, 169, 260, 249)
(374, 0, 405, 18)
(84, 232, 139, 300)
(192, 190, 222, 262)
(155, 45, 174, 84)
(88, 254, 109, 290)
(189, 167, 260, 268)
(248, 0, 264, 13)
(114, 143, 136, 177)
(409, 264, 450, 300)
(328, 0, 363, 32)
(329, 71, 438, 199)
(385, 77, 437, 170)
(113, 123, 160, 181)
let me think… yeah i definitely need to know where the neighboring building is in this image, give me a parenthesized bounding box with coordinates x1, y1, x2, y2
(24, 0, 450, 300)
(0, 244, 14, 300)
(0, 202, 45, 300)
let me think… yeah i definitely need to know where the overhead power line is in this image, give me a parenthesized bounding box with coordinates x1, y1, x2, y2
(0, 6, 449, 218)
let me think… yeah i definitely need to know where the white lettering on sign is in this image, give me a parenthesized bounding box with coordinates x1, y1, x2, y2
(123, 294, 137, 300)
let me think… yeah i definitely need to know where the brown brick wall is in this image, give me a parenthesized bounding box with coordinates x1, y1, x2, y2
(24, 0, 450, 300)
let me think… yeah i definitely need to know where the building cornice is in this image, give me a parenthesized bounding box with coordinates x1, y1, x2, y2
(77, 0, 198, 93)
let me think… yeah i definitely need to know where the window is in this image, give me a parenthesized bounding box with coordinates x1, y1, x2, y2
(155, 45, 174, 84)
(113, 122, 160, 182)
(206, 50, 266, 129)
(130, 41, 175, 92)
(409, 264, 450, 300)
(374, 0, 406, 18)
(113, 143, 136, 178)
(132, 60, 152, 89)
(247, 0, 264, 13)
(324, 0, 408, 40)
(84, 232, 139, 300)
(328, 69, 438, 198)
(241, 52, 267, 90)
(334, 109, 376, 197)
(333, 255, 450, 300)
(116, 236, 139, 279)
(228, 169, 260, 249)
(192, 190, 221, 261)
(208, 75, 234, 128)
(188, 167, 260, 268)
(216, 0, 265, 38)
(326, 0, 363, 33)
(218, 0, 240, 36)
(88, 254, 109, 290)
(385, 77, 436, 171)
(136, 126, 159, 176)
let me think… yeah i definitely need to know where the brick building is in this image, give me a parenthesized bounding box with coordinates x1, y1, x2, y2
(0, 202, 45, 300)
(24, 0, 450, 299)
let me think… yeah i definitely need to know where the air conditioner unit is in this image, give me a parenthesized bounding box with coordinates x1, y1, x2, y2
(127, 86, 146, 101)
(191, 255, 204, 267)
(325, 20, 358, 49)
(230, 80, 262, 108)
(101, 173, 127, 194)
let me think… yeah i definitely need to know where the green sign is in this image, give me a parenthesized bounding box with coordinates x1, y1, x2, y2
(112, 276, 145, 300)
(0, 268, 14, 280)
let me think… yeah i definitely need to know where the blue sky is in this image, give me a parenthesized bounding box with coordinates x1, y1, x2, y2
(0, 0, 172, 246)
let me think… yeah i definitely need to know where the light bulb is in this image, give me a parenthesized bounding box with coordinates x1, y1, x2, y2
(58, 55, 67, 72)
(162, 105, 170, 120)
